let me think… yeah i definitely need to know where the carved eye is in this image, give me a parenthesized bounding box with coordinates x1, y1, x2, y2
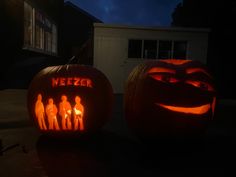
(150, 74, 179, 83)
(186, 80, 214, 91)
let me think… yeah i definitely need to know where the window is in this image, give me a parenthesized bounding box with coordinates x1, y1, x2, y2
(143, 40, 157, 59)
(52, 24, 57, 53)
(44, 18, 52, 52)
(158, 40, 172, 59)
(23, 1, 57, 55)
(35, 11, 44, 49)
(128, 39, 187, 60)
(35, 25, 44, 49)
(45, 31, 52, 52)
(128, 40, 142, 58)
(173, 41, 187, 59)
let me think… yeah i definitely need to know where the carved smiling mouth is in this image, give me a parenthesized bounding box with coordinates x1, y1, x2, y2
(155, 103, 211, 115)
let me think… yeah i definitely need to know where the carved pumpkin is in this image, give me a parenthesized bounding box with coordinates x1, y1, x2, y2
(28, 64, 113, 136)
(124, 59, 216, 139)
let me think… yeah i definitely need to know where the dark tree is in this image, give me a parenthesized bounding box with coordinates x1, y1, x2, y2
(172, 0, 236, 99)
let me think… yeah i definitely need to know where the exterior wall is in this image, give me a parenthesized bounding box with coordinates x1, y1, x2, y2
(93, 23, 209, 93)
(3, 0, 24, 57)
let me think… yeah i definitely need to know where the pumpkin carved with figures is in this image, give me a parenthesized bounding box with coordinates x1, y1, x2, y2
(28, 64, 113, 136)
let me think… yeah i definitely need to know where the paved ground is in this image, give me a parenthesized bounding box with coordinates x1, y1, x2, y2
(0, 89, 236, 177)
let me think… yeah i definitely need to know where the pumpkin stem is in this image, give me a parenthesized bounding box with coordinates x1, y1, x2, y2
(67, 56, 79, 64)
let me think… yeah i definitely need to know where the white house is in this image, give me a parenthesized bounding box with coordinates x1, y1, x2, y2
(93, 23, 210, 93)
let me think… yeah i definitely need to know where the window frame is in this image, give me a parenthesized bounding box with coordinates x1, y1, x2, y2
(127, 39, 188, 60)
(23, 1, 58, 55)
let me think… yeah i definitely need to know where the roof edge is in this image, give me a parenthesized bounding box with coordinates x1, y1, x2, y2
(93, 23, 210, 32)
(64, 1, 102, 23)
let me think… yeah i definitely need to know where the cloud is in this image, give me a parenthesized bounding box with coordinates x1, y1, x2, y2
(68, 0, 181, 26)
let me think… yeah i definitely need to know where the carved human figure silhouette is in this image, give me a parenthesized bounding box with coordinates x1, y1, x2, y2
(73, 96, 84, 131)
(35, 94, 47, 130)
(59, 95, 72, 130)
(46, 98, 60, 130)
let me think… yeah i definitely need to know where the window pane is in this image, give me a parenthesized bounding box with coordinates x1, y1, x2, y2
(143, 40, 157, 59)
(35, 11, 44, 49)
(35, 10, 44, 24)
(45, 18, 52, 29)
(173, 41, 187, 59)
(45, 31, 52, 52)
(128, 40, 142, 58)
(52, 24, 57, 54)
(158, 40, 172, 59)
(35, 25, 44, 49)
(24, 2, 33, 46)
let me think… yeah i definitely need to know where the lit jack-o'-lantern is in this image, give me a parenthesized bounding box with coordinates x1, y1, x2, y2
(28, 64, 113, 136)
(124, 59, 216, 139)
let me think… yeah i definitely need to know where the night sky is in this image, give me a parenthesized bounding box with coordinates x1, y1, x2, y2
(67, 0, 182, 26)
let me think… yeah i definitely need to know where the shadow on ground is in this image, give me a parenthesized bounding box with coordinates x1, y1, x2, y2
(36, 129, 236, 177)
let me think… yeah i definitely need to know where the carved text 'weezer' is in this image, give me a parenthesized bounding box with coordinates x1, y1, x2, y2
(52, 77, 93, 88)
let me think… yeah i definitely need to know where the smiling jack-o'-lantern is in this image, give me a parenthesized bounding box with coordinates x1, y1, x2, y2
(124, 59, 216, 139)
(28, 64, 113, 136)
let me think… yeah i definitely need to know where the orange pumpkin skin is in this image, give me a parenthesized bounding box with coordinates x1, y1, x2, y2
(28, 64, 113, 137)
(124, 59, 216, 139)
